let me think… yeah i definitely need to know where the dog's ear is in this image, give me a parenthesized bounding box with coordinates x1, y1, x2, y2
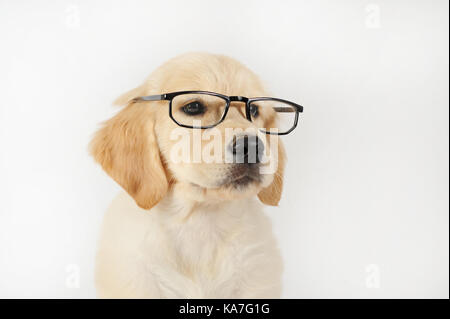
(258, 140, 285, 206)
(90, 99, 168, 210)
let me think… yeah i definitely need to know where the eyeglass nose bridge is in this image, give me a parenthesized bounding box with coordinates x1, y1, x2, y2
(227, 96, 252, 122)
(228, 96, 249, 103)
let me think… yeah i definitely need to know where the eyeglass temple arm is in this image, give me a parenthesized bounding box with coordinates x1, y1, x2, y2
(131, 94, 168, 103)
(273, 106, 303, 113)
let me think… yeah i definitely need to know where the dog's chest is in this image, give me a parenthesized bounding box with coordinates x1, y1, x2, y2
(142, 202, 251, 297)
(170, 208, 242, 276)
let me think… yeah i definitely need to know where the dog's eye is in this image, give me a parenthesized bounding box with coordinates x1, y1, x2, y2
(181, 101, 205, 116)
(250, 104, 259, 118)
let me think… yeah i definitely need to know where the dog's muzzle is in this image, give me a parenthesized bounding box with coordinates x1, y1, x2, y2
(220, 135, 265, 188)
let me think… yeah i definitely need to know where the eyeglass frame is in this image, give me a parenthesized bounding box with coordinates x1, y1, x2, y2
(131, 90, 304, 135)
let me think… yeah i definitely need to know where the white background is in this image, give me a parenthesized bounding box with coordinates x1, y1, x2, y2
(0, 0, 448, 298)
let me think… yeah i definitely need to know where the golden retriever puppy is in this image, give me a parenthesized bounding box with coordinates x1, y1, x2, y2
(90, 52, 299, 298)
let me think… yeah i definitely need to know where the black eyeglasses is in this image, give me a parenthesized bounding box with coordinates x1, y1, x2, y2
(131, 91, 304, 135)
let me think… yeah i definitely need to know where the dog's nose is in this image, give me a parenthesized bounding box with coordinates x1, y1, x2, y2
(229, 135, 265, 164)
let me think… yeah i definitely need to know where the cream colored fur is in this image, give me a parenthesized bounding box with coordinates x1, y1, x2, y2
(96, 189, 282, 298)
(91, 53, 285, 298)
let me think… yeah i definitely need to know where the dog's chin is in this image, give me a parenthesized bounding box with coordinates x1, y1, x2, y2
(176, 175, 262, 203)
(191, 168, 262, 190)
(189, 176, 260, 192)
(217, 174, 260, 190)
(172, 163, 273, 203)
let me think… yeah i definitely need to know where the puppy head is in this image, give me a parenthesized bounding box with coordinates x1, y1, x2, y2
(90, 53, 285, 209)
